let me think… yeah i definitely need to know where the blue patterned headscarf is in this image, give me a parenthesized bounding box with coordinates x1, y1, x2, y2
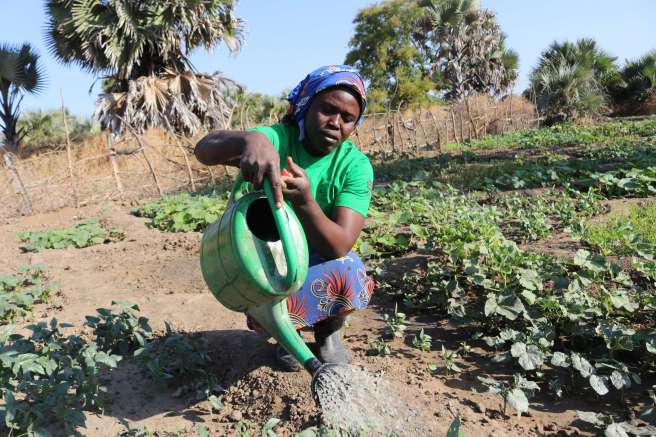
(286, 65, 367, 140)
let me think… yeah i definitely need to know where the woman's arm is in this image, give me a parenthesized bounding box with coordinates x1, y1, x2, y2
(282, 157, 364, 258)
(194, 130, 284, 209)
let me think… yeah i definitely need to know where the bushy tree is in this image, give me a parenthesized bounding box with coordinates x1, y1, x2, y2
(345, 0, 437, 111)
(345, 0, 517, 110)
(16, 109, 99, 154)
(45, 0, 245, 135)
(232, 90, 288, 128)
(527, 38, 620, 122)
(422, 0, 518, 100)
(613, 50, 656, 111)
(0, 43, 45, 152)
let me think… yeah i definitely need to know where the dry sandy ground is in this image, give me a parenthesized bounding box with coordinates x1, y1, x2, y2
(0, 202, 612, 436)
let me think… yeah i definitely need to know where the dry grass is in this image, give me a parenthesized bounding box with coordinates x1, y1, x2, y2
(354, 94, 538, 154)
(1, 95, 538, 218)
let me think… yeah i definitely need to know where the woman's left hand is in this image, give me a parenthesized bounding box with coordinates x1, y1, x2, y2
(281, 156, 313, 207)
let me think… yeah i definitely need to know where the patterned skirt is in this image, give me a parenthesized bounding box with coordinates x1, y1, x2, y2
(247, 251, 375, 330)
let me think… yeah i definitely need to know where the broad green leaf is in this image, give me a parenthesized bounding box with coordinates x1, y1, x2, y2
(550, 352, 569, 368)
(589, 374, 609, 396)
(618, 422, 656, 436)
(261, 417, 281, 437)
(576, 410, 607, 426)
(506, 388, 529, 416)
(571, 353, 593, 378)
(510, 342, 544, 371)
(197, 424, 210, 437)
(446, 416, 465, 437)
(610, 371, 630, 390)
(605, 423, 629, 437)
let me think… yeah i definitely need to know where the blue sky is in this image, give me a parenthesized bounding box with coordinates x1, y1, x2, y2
(1, 0, 655, 116)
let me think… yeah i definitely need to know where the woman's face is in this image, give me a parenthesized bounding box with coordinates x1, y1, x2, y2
(303, 88, 361, 156)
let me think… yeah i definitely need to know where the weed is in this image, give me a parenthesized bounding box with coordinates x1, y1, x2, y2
(578, 202, 656, 257)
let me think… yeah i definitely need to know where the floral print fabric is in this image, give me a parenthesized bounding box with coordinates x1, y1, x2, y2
(247, 251, 374, 331)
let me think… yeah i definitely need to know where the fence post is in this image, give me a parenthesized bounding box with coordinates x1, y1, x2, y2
(465, 97, 478, 139)
(60, 91, 80, 209)
(2, 150, 32, 214)
(106, 133, 125, 199)
(417, 109, 429, 149)
(118, 118, 164, 195)
(450, 110, 460, 145)
(509, 92, 514, 130)
(396, 113, 406, 152)
(170, 131, 196, 192)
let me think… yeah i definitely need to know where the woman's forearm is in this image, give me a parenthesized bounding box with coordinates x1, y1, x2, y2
(293, 200, 353, 259)
(195, 130, 253, 166)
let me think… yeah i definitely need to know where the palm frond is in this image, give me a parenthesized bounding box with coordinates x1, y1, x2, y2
(94, 69, 242, 136)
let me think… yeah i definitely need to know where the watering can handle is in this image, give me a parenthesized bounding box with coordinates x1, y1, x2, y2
(263, 178, 299, 290)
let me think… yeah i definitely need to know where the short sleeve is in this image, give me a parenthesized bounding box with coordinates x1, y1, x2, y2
(247, 124, 290, 155)
(334, 155, 374, 217)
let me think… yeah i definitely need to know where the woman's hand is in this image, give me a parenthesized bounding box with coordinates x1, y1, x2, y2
(240, 132, 283, 208)
(281, 157, 313, 207)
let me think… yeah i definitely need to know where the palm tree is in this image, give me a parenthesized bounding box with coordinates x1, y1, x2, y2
(0, 43, 45, 152)
(45, 0, 245, 135)
(527, 38, 620, 122)
(613, 50, 656, 111)
(422, 0, 519, 100)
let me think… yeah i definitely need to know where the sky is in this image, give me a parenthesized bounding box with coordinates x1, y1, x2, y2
(1, 0, 655, 117)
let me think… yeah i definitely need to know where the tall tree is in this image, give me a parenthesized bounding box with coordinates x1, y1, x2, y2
(345, 0, 436, 112)
(527, 38, 620, 122)
(421, 0, 518, 100)
(45, 0, 245, 135)
(0, 43, 45, 152)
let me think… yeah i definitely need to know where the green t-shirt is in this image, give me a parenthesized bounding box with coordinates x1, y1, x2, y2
(248, 123, 373, 218)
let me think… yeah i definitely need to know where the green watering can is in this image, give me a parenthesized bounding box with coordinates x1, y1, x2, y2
(200, 176, 337, 389)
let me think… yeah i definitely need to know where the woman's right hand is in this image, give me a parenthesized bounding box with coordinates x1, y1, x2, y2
(240, 132, 284, 209)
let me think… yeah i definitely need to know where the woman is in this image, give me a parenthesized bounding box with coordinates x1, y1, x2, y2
(194, 65, 375, 371)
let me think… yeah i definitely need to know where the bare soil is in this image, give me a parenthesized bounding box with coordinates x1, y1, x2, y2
(0, 201, 642, 436)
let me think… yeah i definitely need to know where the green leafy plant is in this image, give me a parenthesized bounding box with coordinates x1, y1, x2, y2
(478, 375, 539, 417)
(136, 323, 222, 403)
(17, 219, 124, 252)
(410, 328, 432, 352)
(0, 319, 122, 435)
(440, 345, 462, 375)
(132, 192, 229, 232)
(367, 337, 391, 356)
(383, 303, 408, 339)
(85, 301, 152, 355)
(234, 419, 255, 437)
(577, 202, 656, 258)
(0, 264, 57, 323)
(116, 425, 157, 437)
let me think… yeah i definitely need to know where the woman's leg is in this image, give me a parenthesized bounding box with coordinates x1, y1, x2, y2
(246, 251, 375, 369)
(285, 251, 375, 328)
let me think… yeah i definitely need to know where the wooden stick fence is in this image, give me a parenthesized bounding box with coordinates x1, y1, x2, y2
(0, 94, 539, 218)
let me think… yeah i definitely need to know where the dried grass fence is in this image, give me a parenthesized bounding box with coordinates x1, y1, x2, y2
(0, 94, 538, 219)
